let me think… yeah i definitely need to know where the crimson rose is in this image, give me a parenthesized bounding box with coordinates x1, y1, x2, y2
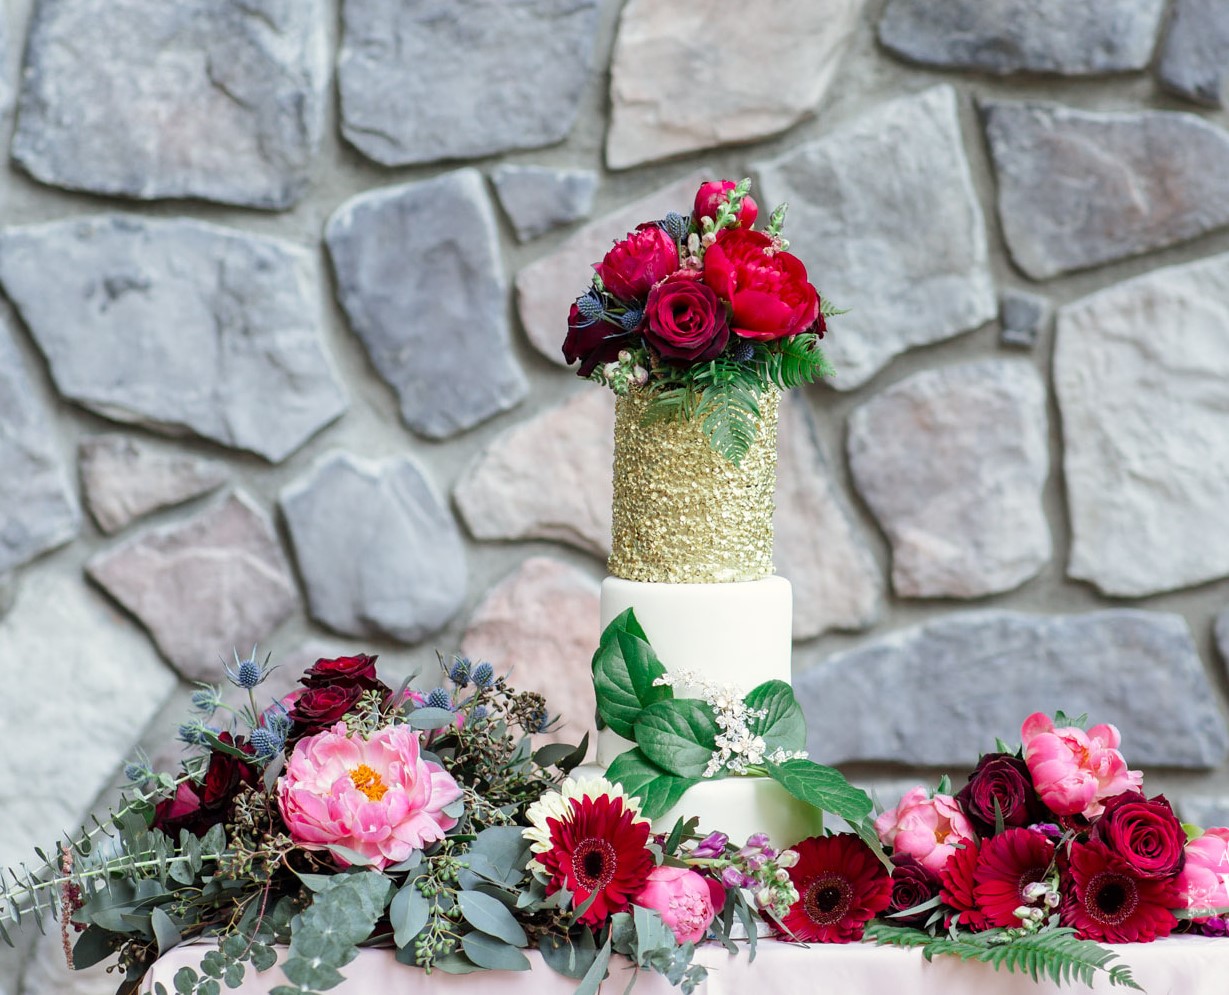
(887, 854, 941, 927)
(152, 733, 256, 837)
(703, 229, 821, 341)
(693, 180, 757, 228)
(563, 302, 629, 376)
(300, 653, 382, 690)
(956, 752, 1050, 838)
(1092, 792, 1186, 879)
(289, 683, 364, 734)
(643, 272, 730, 362)
(594, 224, 678, 302)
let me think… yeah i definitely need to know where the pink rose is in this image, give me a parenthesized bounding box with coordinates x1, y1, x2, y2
(1021, 713, 1142, 819)
(693, 180, 758, 229)
(278, 722, 463, 870)
(874, 786, 976, 874)
(594, 224, 678, 302)
(634, 866, 724, 944)
(1177, 828, 1229, 920)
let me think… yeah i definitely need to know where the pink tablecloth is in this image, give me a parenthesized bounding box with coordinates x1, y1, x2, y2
(145, 934, 1229, 995)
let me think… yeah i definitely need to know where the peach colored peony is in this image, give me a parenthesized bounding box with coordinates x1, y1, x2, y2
(278, 722, 463, 870)
(1177, 827, 1229, 920)
(874, 786, 975, 873)
(1020, 713, 1142, 819)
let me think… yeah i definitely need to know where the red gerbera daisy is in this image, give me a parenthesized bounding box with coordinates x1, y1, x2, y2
(939, 839, 989, 931)
(526, 782, 653, 927)
(1061, 840, 1180, 943)
(776, 834, 892, 943)
(973, 828, 1056, 928)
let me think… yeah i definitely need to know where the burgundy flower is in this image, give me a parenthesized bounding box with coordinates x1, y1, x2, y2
(300, 654, 382, 691)
(594, 224, 678, 302)
(693, 180, 758, 229)
(152, 733, 256, 837)
(290, 684, 364, 734)
(956, 752, 1050, 838)
(562, 302, 630, 377)
(1062, 840, 1180, 943)
(702, 229, 821, 342)
(972, 828, 1056, 928)
(887, 854, 941, 927)
(776, 834, 892, 943)
(1092, 792, 1186, 879)
(939, 840, 989, 931)
(643, 272, 730, 363)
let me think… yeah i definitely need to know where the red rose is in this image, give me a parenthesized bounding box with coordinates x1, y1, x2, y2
(562, 302, 630, 376)
(703, 229, 821, 341)
(301, 653, 382, 690)
(693, 180, 758, 228)
(289, 683, 364, 732)
(152, 733, 256, 837)
(1091, 792, 1186, 879)
(593, 224, 678, 302)
(956, 752, 1050, 838)
(887, 854, 941, 927)
(200, 734, 257, 807)
(643, 272, 730, 362)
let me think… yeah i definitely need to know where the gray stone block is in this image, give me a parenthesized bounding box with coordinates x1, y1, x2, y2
(796, 610, 1229, 769)
(999, 290, 1052, 349)
(326, 170, 527, 440)
(11, 0, 327, 209)
(491, 165, 598, 243)
(1179, 796, 1229, 829)
(1158, 0, 1229, 107)
(0, 215, 348, 463)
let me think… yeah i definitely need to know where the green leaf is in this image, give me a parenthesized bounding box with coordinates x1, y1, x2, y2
(605, 748, 699, 820)
(325, 844, 376, 867)
(458, 890, 528, 947)
(72, 926, 116, 969)
(149, 908, 180, 955)
(173, 967, 196, 995)
(222, 960, 245, 989)
(406, 707, 458, 731)
(250, 944, 278, 972)
(633, 700, 720, 778)
(591, 614, 671, 740)
(460, 932, 531, 971)
(463, 826, 532, 885)
(389, 881, 430, 948)
(766, 758, 873, 825)
(533, 742, 583, 768)
(539, 930, 599, 980)
(430, 953, 483, 975)
(574, 935, 613, 995)
(744, 680, 806, 752)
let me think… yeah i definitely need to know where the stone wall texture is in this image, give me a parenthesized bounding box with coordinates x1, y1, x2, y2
(2, 0, 1229, 987)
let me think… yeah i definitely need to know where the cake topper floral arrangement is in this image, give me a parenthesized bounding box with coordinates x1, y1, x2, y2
(564, 178, 839, 463)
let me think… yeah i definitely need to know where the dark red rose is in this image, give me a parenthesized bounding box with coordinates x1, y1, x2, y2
(563, 302, 629, 376)
(290, 683, 364, 732)
(643, 271, 730, 362)
(152, 733, 257, 837)
(300, 653, 382, 690)
(703, 229, 821, 342)
(956, 752, 1050, 838)
(887, 854, 941, 927)
(593, 224, 678, 302)
(151, 781, 205, 836)
(693, 180, 758, 228)
(1092, 792, 1186, 879)
(200, 733, 257, 808)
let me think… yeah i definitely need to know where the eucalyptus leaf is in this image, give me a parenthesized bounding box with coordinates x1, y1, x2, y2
(389, 881, 430, 948)
(325, 844, 377, 867)
(605, 749, 699, 821)
(406, 706, 459, 731)
(150, 907, 180, 954)
(745, 680, 806, 752)
(766, 758, 873, 824)
(633, 700, 720, 778)
(465, 826, 532, 883)
(250, 944, 279, 972)
(262, 752, 286, 793)
(430, 952, 483, 975)
(533, 741, 582, 768)
(574, 935, 613, 995)
(458, 890, 527, 947)
(383, 851, 423, 874)
(72, 926, 116, 969)
(460, 932, 531, 971)
(539, 930, 599, 980)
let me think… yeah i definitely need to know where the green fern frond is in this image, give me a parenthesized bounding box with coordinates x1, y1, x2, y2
(759, 334, 834, 390)
(820, 297, 850, 319)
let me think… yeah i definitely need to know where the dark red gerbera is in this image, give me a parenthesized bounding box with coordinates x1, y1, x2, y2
(973, 828, 1056, 928)
(1061, 840, 1180, 943)
(939, 839, 989, 931)
(776, 834, 892, 943)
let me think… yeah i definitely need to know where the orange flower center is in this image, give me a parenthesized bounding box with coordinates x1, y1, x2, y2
(349, 764, 388, 802)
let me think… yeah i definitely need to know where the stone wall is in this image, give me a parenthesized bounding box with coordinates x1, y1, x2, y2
(3, 0, 1229, 989)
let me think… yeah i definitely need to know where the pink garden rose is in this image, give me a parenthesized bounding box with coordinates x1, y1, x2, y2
(634, 865, 724, 944)
(278, 722, 463, 870)
(874, 787, 975, 874)
(1020, 713, 1142, 819)
(1177, 827, 1229, 920)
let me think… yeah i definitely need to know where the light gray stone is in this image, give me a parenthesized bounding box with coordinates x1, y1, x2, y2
(774, 393, 882, 639)
(796, 610, 1229, 768)
(461, 557, 599, 755)
(848, 360, 1051, 598)
(982, 101, 1229, 280)
(21, 928, 114, 995)
(0, 321, 80, 574)
(0, 572, 175, 869)
(454, 388, 614, 558)
(491, 165, 598, 243)
(11, 0, 327, 209)
(606, 0, 864, 169)
(280, 452, 467, 644)
(1179, 796, 1229, 829)
(86, 490, 298, 679)
(755, 86, 996, 390)
(0, 574, 15, 618)
(1056, 254, 1229, 597)
(326, 170, 527, 439)
(79, 434, 229, 534)
(0, 216, 347, 463)
(1217, 610, 1229, 670)
(338, 0, 599, 166)
(879, 0, 1166, 76)
(517, 172, 707, 366)
(999, 290, 1052, 349)
(1159, 0, 1229, 107)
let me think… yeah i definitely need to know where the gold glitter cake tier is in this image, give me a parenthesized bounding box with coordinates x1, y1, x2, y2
(608, 388, 779, 584)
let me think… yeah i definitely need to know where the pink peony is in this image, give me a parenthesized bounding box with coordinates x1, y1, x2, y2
(1020, 713, 1142, 819)
(278, 722, 463, 870)
(634, 865, 724, 944)
(874, 786, 975, 874)
(1177, 827, 1229, 920)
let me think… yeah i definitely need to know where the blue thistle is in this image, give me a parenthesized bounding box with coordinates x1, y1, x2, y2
(729, 339, 756, 363)
(662, 211, 689, 242)
(470, 705, 488, 722)
(264, 703, 293, 738)
(619, 308, 644, 331)
(529, 708, 551, 734)
(224, 645, 274, 689)
(575, 291, 604, 324)
(471, 662, 495, 688)
(178, 721, 215, 747)
(124, 758, 154, 783)
(250, 727, 283, 759)
(426, 687, 453, 710)
(190, 684, 223, 716)
(448, 657, 471, 688)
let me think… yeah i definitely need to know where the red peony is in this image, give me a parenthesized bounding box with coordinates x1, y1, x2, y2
(939, 840, 989, 931)
(643, 272, 730, 362)
(594, 224, 678, 302)
(300, 653, 383, 690)
(703, 229, 821, 342)
(693, 180, 758, 229)
(777, 834, 893, 943)
(972, 828, 1056, 928)
(1062, 840, 1180, 942)
(956, 752, 1050, 838)
(1092, 792, 1186, 879)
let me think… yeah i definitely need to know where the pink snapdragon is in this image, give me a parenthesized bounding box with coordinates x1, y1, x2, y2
(1177, 828, 1229, 921)
(874, 786, 975, 873)
(1020, 713, 1142, 819)
(634, 866, 724, 944)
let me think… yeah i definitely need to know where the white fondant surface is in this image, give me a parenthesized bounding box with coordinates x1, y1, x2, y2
(657, 774, 823, 849)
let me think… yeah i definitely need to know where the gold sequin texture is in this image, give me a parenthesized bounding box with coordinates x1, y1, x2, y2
(608, 389, 779, 584)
